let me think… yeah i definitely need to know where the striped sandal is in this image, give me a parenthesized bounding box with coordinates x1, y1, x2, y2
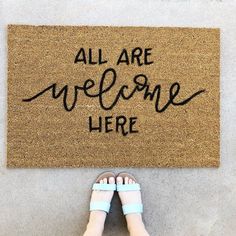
(116, 172, 143, 215)
(90, 172, 116, 213)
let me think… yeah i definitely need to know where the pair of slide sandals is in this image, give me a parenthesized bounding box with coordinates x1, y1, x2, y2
(90, 171, 143, 215)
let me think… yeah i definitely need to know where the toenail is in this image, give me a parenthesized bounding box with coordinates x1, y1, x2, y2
(117, 177, 122, 182)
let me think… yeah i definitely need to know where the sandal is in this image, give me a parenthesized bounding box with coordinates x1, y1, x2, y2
(116, 172, 143, 215)
(89, 171, 116, 213)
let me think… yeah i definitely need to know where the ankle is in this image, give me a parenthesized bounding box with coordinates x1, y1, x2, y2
(87, 211, 106, 231)
(85, 221, 104, 236)
(126, 213, 146, 232)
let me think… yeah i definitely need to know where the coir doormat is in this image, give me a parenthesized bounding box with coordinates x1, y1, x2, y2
(7, 25, 220, 167)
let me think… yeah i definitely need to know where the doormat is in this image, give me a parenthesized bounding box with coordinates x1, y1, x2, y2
(7, 25, 220, 167)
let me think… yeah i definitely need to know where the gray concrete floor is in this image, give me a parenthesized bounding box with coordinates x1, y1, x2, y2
(1, 1, 236, 236)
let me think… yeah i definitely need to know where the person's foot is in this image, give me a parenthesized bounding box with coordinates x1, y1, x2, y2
(90, 175, 115, 207)
(116, 174, 142, 213)
(116, 173, 149, 236)
(83, 173, 115, 236)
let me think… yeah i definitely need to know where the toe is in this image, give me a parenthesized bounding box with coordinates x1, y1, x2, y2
(109, 176, 115, 184)
(100, 179, 103, 184)
(129, 178, 133, 184)
(117, 176, 123, 185)
(103, 178, 107, 184)
(125, 176, 129, 185)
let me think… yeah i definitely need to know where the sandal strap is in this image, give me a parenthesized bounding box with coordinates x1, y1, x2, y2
(90, 201, 111, 213)
(122, 203, 143, 215)
(117, 183, 141, 192)
(92, 183, 116, 191)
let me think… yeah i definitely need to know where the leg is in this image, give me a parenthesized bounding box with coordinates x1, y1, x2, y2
(83, 211, 106, 236)
(117, 174, 150, 236)
(83, 173, 116, 236)
(126, 214, 149, 236)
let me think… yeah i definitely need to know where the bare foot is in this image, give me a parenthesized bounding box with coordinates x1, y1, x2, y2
(84, 173, 115, 236)
(90, 176, 115, 207)
(117, 174, 149, 236)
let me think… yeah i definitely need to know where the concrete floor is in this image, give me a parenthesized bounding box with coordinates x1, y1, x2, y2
(1, 1, 236, 235)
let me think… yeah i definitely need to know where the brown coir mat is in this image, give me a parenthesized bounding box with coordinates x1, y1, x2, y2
(7, 25, 220, 168)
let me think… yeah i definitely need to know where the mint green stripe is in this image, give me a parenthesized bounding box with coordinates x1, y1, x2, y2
(117, 183, 141, 192)
(92, 183, 116, 191)
(122, 204, 143, 215)
(90, 201, 110, 213)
